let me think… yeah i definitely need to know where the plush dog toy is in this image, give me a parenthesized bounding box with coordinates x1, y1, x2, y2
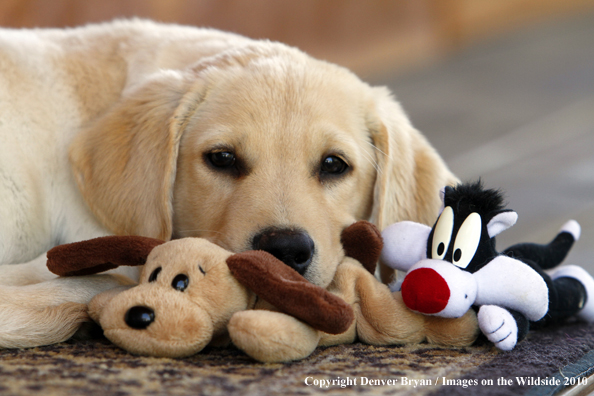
(47, 221, 479, 362)
(381, 181, 594, 351)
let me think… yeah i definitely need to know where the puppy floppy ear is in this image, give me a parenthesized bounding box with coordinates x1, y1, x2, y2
(69, 70, 206, 240)
(367, 87, 458, 283)
(47, 236, 165, 276)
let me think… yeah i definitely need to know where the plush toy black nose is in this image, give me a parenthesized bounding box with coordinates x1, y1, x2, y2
(125, 306, 155, 329)
(252, 228, 315, 275)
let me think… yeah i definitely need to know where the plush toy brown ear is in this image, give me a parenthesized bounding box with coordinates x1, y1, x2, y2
(227, 251, 354, 335)
(341, 221, 384, 274)
(47, 236, 165, 276)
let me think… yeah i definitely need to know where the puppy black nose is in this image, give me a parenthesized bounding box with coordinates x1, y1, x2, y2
(125, 306, 155, 329)
(252, 228, 315, 275)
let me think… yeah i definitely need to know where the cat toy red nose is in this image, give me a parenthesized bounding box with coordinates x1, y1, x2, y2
(401, 267, 450, 314)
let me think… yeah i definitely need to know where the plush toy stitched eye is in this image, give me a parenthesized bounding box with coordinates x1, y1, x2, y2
(432, 206, 454, 260)
(198, 265, 206, 275)
(172, 274, 189, 291)
(148, 267, 162, 282)
(452, 212, 482, 269)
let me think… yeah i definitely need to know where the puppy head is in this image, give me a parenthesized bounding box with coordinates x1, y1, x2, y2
(172, 45, 381, 286)
(173, 44, 457, 286)
(71, 42, 456, 287)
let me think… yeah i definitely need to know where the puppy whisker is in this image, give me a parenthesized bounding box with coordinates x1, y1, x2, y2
(361, 138, 388, 175)
(361, 148, 380, 174)
(365, 139, 389, 159)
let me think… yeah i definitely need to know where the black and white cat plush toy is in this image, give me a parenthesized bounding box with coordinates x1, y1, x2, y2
(381, 181, 594, 351)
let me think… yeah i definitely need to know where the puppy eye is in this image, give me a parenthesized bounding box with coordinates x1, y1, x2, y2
(148, 267, 162, 282)
(321, 156, 348, 175)
(208, 151, 235, 168)
(172, 274, 189, 292)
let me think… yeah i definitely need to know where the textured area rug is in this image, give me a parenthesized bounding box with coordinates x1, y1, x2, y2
(1, 321, 593, 396)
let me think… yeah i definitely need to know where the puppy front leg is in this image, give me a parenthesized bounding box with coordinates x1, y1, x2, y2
(0, 252, 56, 285)
(0, 274, 135, 348)
(0, 252, 141, 286)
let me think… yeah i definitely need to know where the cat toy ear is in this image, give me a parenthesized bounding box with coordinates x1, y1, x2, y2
(381, 221, 430, 272)
(47, 236, 165, 276)
(486, 210, 518, 238)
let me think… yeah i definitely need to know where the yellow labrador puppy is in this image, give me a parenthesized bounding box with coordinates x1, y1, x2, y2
(0, 20, 456, 348)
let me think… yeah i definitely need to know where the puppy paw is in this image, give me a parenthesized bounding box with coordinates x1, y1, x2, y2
(478, 305, 518, 351)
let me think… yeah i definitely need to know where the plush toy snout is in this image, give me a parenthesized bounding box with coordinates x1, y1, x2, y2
(124, 305, 155, 329)
(89, 282, 217, 358)
(401, 260, 477, 318)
